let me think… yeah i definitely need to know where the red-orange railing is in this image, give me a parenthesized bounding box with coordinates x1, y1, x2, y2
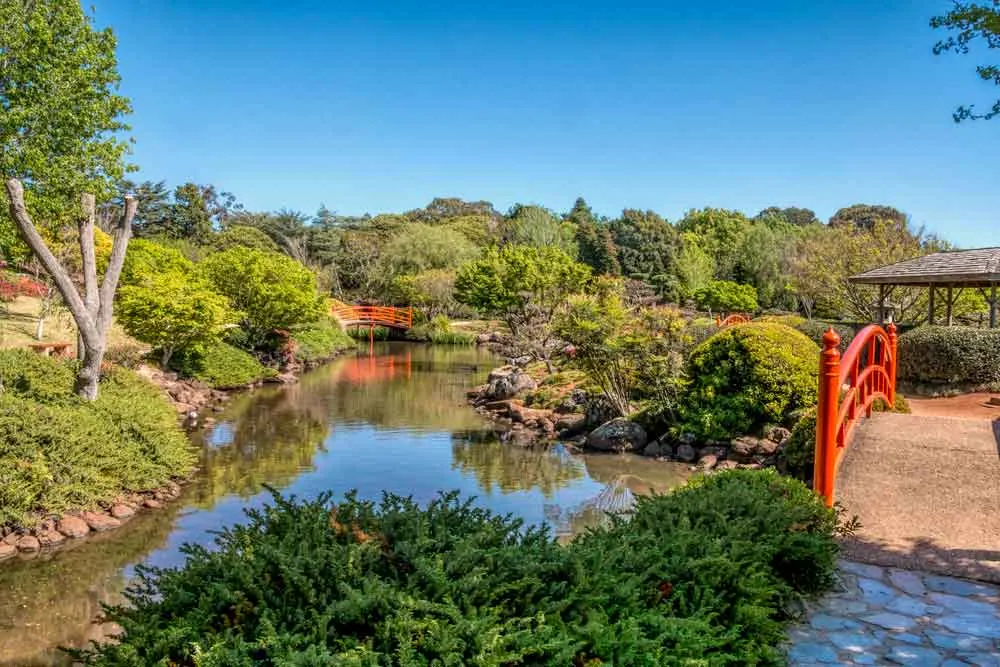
(331, 305, 413, 329)
(814, 323, 897, 507)
(715, 313, 751, 328)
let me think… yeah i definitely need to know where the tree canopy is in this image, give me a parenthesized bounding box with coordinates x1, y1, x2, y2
(931, 1, 1000, 121)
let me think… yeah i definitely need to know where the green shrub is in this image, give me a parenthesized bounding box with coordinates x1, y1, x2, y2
(685, 316, 719, 350)
(680, 322, 820, 440)
(75, 470, 837, 666)
(291, 318, 355, 363)
(897, 326, 1000, 390)
(794, 320, 855, 352)
(346, 325, 391, 341)
(104, 341, 148, 369)
(758, 314, 807, 328)
(693, 279, 759, 314)
(170, 342, 276, 389)
(0, 352, 193, 528)
(408, 314, 475, 344)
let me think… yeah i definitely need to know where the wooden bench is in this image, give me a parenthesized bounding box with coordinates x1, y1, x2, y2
(28, 341, 72, 358)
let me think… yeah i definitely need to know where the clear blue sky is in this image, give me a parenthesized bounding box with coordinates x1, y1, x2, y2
(93, 0, 998, 247)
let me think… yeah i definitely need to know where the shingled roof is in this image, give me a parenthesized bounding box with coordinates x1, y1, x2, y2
(849, 247, 1000, 287)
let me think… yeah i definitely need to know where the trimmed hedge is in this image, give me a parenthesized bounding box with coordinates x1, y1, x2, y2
(794, 320, 855, 352)
(170, 342, 276, 389)
(897, 326, 1000, 391)
(0, 350, 193, 527)
(291, 318, 355, 363)
(680, 322, 820, 441)
(74, 469, 837, 666)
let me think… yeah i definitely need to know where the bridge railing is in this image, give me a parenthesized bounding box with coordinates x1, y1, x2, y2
(715, 313, 751, 328)
(331, 305, 413, 329)
(814, 323, 897, 507)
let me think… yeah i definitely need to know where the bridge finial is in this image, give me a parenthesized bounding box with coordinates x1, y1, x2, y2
(822, 327, 841, 351)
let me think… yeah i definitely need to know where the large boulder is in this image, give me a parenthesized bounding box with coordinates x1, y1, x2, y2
(586, 418, 647, 453)
(484, 366, 537, 400)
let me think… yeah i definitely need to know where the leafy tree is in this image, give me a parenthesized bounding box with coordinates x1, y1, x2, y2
(931, 1, 1000, 121)
(455, 245, 590, 368)
(609, 209, 680, 294)
(693, 280, 759, 315)
(733, 222, 797, 309)
(117, 270, 232, 367)
(380, 223, 478, 278)
(674, 234, 715, 301)
(213, 225, 282, 253)
(568, 198, 619, 275)
(754, 206, 820, 227)
(503, 204, 577, 255)
(135, 183, 242, 241)
(105, 180, 171, 235)
(389, 269, 458, 318)
(200, 247, 324, 349)
(406, 197, 501, 225)
(676, 208, 752, 280)
(122, 238, 194, 285)
(828, 204, 908, 231)
(0, 0, 133, 224)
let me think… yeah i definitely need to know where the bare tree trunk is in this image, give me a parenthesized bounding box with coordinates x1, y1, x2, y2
(35, 316, 44, 340)
(4, 178, 136, 401)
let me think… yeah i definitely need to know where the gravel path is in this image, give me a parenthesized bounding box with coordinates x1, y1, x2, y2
(785, 560, 1000, 666)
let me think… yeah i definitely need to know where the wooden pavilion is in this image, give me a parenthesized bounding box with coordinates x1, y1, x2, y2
(849, 247, 1000, 327)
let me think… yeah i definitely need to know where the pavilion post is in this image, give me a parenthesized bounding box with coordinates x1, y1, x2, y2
(991, 285, 998, 329)
(946, 286, 954, 326)
(928, 286, 935, 325)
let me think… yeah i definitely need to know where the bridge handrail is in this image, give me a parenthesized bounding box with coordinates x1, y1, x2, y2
(331, 304, 413, 329)
(814, 323, 897, 507)
(715, 313, 751, 328)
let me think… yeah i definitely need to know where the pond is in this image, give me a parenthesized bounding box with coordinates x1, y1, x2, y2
(0, 342, 690, 666)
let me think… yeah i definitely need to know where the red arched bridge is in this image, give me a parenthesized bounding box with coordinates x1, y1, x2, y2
(331, 305, 413, 330)
(812, 322, 1000, 581)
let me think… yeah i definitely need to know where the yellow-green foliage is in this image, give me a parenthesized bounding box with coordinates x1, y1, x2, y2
(758, 314, 807, 328)
(681, 322, 820, 440)
(170, 342, 276, 389)
(291, 318, 355, 362)
(0, 350, 193, 528)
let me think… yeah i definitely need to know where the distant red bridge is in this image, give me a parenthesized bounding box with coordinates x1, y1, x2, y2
(331, 304, 413, 330)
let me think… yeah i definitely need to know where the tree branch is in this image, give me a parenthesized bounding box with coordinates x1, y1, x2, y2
(97, 194, 135, 332)
(79, 193, 99, 319)
(5, 178, 97, 342)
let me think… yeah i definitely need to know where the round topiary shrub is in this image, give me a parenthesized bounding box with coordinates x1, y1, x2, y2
(680, 322, 820, 441)
(897, 326, 1000, 392)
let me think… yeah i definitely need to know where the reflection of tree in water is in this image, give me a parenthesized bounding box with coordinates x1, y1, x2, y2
(315, 344, 494, 432)
(451, 435, 586, 497)
(0, 506, 180, 666)
(546, 454, 692, 540)
(188, 383, 330, 509)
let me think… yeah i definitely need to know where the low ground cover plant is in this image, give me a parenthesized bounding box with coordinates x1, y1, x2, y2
(75, 469, 837, 666)
(0, 350, 193, 527)
(170, 341, 277, 389)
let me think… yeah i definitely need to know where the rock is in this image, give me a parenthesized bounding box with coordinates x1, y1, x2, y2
(642, 441, 663, 457)
(755, 439, 780, 456)
(510, 355, 532, 367)
(538, 418, 556, 435)
(508, 403, 554, 425)
(81, 511, 121, 532)
(57, 515, 91, 538)
(767, 426, 791, 444)
(698, 446, 725, 459)
(715, 460, 739, 471)
(675, 443, 697, 462)
(110, 504, 135, 519)
(729, 436, 763, 462)
(16, 535, 40, 552)
(36, 528, 66, 547)
(476, 333, 492, 344)
(584, 396, 618, 429)
(678, 432, 697, 446)
(697, 453, 718, 470)
(0, 542, 15, 560)
(143, 498, 162, 509)
(554, 413, 586, 434)
(586, 418, 648, 452)
(484, 367, 537, 400)
(2, 532, 18, 545)
(166, 480, 182, 497)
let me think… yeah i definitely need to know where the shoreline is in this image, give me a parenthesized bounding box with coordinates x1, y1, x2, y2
(0, 345, 355, 566)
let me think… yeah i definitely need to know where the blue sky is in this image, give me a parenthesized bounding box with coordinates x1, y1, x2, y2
(94, 1, 998, 246)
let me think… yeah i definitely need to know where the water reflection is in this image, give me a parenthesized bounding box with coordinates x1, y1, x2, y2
(0, 343, 690, 665)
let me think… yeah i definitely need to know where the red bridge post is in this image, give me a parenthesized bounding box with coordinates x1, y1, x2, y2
(814, 328, 842, 508)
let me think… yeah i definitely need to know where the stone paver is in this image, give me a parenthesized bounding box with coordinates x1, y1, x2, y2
(785, 560, 1000, 666)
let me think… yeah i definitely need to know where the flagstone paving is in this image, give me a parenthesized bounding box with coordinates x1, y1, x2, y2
(785, 561, 1000, 666)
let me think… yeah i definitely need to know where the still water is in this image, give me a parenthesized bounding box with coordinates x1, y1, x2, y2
(0, 343, 689, 666)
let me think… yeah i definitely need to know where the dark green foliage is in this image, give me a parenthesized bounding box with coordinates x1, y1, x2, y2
(0, 351, 193, 527)
(75, 469, 837, 666)
(290, 318, 355, 363)
(782, 408, 817, 481)
(680, 323, 820, 440)
(170, 342, 276, 389)
(609, 209, 680, 293)
(406, 314, 476, 344)
(828, 204, 907, 231)
(794, 320, 856, 352)
(897, 326, 1000, 390)
(931, 1, 1000, 122)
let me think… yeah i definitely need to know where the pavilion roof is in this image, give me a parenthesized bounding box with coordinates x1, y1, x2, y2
(849, 247, 1000, 287)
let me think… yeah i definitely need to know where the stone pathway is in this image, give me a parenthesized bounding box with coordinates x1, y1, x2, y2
(785, 560, 1000, 666)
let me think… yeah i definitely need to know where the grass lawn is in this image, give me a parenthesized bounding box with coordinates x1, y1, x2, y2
(0, 296, 141, 351)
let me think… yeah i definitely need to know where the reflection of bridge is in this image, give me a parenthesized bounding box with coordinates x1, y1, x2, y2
(336, 350, 412, 385)
(814, 323, 1000, 581)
